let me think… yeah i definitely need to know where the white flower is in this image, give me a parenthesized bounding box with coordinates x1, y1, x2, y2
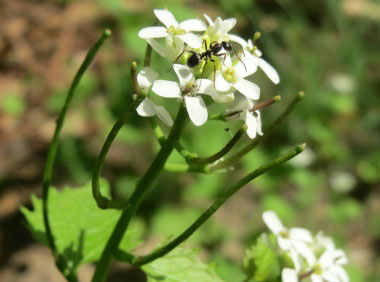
(224, 94, 263, 139)
(229, 35, 280, 84)
(139, 9, 206, 60)
(214, 56, 260, 100)
(307, 247, 349, 282)
(203, 14, 236, 42)
(136, 67, 173, 126)
(152, 64, 232, 126)
(263, 211, 314, 270)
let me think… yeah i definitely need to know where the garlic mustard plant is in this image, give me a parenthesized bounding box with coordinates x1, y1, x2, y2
(25, 9, 318, 282)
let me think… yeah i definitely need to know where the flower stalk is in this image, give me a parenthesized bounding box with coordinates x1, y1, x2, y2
(92, 62, 145, 209)
(209, 92, 304, 171)
(41, 29, 111, 279)
(132, 144, 306, 266)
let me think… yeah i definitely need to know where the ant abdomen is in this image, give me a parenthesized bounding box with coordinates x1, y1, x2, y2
(187, 53, 202, 68)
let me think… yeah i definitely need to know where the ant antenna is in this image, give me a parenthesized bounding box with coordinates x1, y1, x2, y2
(231, 45, 247, 72)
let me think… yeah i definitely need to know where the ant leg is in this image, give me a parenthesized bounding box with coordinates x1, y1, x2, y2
(202, 39, 208, 50)
(232, 46, 247, 71)
(197, 59, 209, 92)
(214, 52, 227, 65)
(209, 58, 217, 88)
(174, 50, 196, 63)
(210, 41, 218, 48)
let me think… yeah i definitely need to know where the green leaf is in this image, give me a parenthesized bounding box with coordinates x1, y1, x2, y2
(142, 247, 224, 282)
(243, 234, 280, 281)
(1, 94, 25, 116)
(20, 180, 144, 267)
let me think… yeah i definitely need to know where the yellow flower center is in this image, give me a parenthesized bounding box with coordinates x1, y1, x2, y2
(313, 264, 322, 275)
(247, 46, 260, 57)
(279, 229, 290, 238)
(223, 67, 237, 83)
(167, 26, 186, 36)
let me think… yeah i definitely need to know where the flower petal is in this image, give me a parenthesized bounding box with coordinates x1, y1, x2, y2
(234, 78, 260, 100)
(311, 274, 323, 282)
(228, 34, 248, 48)
(137, 67, 159, 92)
(245, 111, 258, 139)
(173, 64, 194, 89)
(262, 210, 285, 234)
(179, 19, 207, 32)
(289, 228, 313, 243)
(292, 241, 316, 266)
(154, 9, 178, 28)
(138, 26, 168, 39)
(330, 266, 349, 282)
(146, 38, 166, 58)
(203, 13, 214, 25)
(333, 249, 348, 265)
(177, 33, 202, 49)
(154, 105, 173, 126)
(196, 79, 234, 103)
(234, 58, 258, 78)
(215, 71, 232, 92)
(185, 96, 208, 126)
(321, 272, 340, 282)
(281, 268, 299, 282)
(278, 236, 292, 251)
(136, 98, 155, 117)
(152, 80, 181, 98)
(166, 36, 184, 61)
(224, 18, 237, 32)
(259, 58, 280, 84)
(255, 111, 263, 136)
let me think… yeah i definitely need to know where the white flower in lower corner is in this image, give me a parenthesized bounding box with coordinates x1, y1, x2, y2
(136, 67, 173, 126)
(306, 244, 349, 282)
(139, 9, 206, 61)
(229, 34, 280, 84)
(224, 94, 263, 139)
(262, 211, 314, 270)
(152, 64, 233, 126)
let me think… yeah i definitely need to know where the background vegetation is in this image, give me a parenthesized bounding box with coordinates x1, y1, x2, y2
(0, 0, 379, 281)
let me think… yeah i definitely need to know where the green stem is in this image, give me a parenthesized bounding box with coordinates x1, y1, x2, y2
(210, 92, 304, 171)
(188, 125, 247, 165)
(163, 162, 208, 173)
(133, 144, 306, 266)
(92, 98, 143, 209)
(91, 106, 188, 282)
(41, 30, 111, 275)
(150, 118, 167, 145)
(150, 114, 198, 160)
(92, 62, 144, 209)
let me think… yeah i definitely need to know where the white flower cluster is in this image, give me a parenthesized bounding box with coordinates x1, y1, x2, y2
(263, 211, 349, 282)
(136, 9, 280, 139)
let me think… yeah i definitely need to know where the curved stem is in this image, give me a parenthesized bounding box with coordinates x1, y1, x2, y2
(41, 30, 111, 276)
(209, 92, 304, 171)
(92, 106, 188, 282)
(92, 62, 144, 209)
(92, 98, 143, 209)
(133, 144, 306, 266)
(188, 125, 247, 165)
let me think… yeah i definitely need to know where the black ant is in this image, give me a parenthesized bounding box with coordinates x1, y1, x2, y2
(175, 40, 246, 89)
